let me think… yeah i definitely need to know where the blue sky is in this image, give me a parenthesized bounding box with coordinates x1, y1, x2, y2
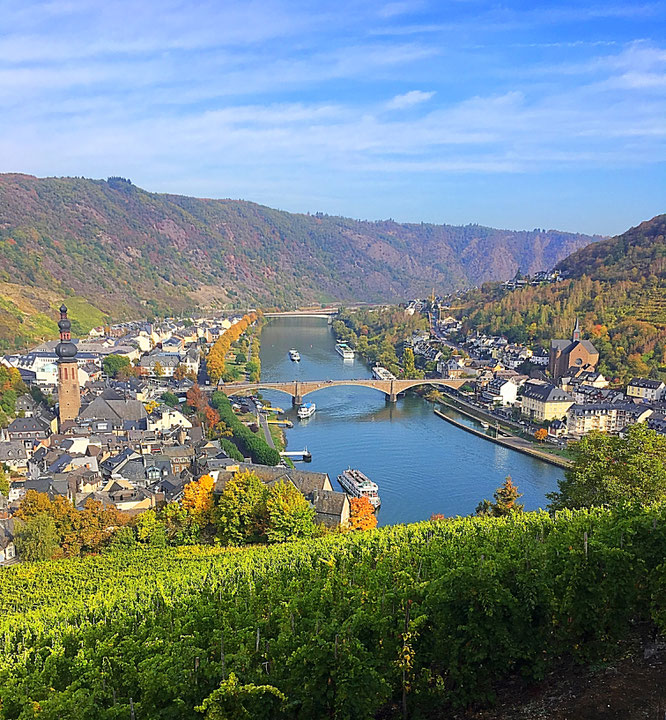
(1, 1, 665, 235)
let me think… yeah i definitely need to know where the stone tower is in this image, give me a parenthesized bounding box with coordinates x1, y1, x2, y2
(56, 304, 81, 425)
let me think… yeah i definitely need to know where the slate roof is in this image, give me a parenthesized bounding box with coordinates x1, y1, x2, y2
(80, 396, 147, 424)
(0, 442, 28, 462)
(213, 463, 331, 495)
(522, 383, 574, 404)
(308, 489, 349, 527)
(7, 417, 49, 434)
(628, 377, 665, 389)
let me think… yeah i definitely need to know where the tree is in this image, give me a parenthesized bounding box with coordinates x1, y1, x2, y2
(534, 428, 548, 443)
(265, 480, 316, 543)
(214, 471, 268, 545)
(186, 384, 208, 414)
(161, 391, 179, 408)
(349, 497, 377, 531)
(173, 364, 188, 381)
(14, 514, 60, 561)
(476, 476, 524, 517)
(548, 423, 666, 510)
(402, 347, 417, 378)
(102, 354, 132, 378)
(153, 360, 164, 377)
(235, 351, 246, 364)
(182, 474, 216, 526)
(0, 466, 9, 497)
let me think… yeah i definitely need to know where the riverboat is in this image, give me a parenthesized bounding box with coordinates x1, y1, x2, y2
(337, 468, 381, 509)
(372, 365, 397, 381)
(289, 348, 301, 361)
(335, 342, 355, 360)
(480, 421, 489, 429)
(297, 402, 316, 419)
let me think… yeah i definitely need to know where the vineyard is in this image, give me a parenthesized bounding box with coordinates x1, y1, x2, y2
(1, 504, 665, 718)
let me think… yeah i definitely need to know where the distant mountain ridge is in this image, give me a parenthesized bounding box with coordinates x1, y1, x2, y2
(0, 173, 599, 350)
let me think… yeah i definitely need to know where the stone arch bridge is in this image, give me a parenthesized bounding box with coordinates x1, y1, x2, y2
(218, 378, 467, 404)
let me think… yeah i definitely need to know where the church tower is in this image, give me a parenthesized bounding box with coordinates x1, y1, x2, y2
(56, 304, 80, 426)
(572, 317, 581, 343)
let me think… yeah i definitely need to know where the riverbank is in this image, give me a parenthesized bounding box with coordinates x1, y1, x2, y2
(436, 390, 573, 462)
(258, 317, 564, 524)
(434, 409, 572, 468)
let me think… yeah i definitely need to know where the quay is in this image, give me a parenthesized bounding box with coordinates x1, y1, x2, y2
(433, 408, 572, 469)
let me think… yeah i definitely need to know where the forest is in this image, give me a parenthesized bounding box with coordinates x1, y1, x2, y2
(461, 214, 666, 382)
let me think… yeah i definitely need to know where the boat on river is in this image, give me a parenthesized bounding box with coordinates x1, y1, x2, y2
(289, 348, 301, 361)
(297, 402, 316, 419)
(337, 468, 381, 509)
(335, 342, 354, 360)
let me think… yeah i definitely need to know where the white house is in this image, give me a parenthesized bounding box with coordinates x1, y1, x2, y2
(482, 377, 518, 406)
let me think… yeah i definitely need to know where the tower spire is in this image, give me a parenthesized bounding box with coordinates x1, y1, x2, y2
(572, 316, 581, 343)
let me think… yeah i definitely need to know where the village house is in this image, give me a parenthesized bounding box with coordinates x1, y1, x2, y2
(626, 378, 666, 403)
(213, 463, 350, 528)
(521, 382, 574, 422)
(482, 377, 518, 406)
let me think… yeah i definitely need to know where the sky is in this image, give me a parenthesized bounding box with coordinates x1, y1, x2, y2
(1, 1, 665, 235)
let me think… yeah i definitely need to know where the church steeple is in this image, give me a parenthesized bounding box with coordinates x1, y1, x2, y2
(572, 317, 581, 343)
(56, 303, 81, 426)
(56, 304, 78, 361)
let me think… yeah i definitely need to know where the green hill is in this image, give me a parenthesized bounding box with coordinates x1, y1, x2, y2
(0, 505, 664, 718)
(463, 214, 666, 382)
(0, 173, 597, 351)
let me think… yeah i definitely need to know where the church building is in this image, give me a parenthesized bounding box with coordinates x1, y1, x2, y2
(56, 304, 81, 426)
(549, 318, 599, 381)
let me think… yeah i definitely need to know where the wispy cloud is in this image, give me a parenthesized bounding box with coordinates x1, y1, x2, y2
(387, 90, 436, 109)
(0, 0, 664, 234)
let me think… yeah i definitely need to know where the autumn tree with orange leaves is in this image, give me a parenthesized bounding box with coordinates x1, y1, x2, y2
(348, 496, 377, 531)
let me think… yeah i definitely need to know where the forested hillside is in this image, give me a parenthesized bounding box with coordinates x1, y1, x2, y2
(0, 173, 596, 351)
(463, 214, 666, 382)
(0, 504, 665, 718)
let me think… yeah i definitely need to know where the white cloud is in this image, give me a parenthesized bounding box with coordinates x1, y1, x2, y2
(387, 90, 436, 109)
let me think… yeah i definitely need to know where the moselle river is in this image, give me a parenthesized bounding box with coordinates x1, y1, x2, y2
(258, 317, 563, 526)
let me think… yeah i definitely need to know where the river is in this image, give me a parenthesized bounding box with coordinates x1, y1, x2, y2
(258, 317, 564, 526)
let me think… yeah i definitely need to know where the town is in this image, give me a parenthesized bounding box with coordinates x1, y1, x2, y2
(0, 286, 665, 565)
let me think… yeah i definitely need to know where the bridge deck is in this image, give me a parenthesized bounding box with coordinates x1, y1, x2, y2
(219, 377, 466, 402)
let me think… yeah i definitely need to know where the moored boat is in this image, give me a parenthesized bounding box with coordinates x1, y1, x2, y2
(372, 365, 397, 381)
(335, 342, 354, 360)
(337, 468, 381, 509)
(297, 402, 316, 419)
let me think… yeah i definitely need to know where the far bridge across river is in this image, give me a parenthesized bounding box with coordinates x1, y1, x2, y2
(218, 378, 467, 404)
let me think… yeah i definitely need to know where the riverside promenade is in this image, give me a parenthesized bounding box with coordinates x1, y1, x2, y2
(434, 408, 572, 469)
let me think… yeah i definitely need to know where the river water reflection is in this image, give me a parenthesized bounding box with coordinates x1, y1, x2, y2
(258, 317, 563, 526)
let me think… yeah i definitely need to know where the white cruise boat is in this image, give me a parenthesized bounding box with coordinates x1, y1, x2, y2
(337, 468, 381, 509)
(372, 365, 397, 381)
(335, 342, 355, 360)
(297, 402, 316, 419)
(288, 348, 301, 361)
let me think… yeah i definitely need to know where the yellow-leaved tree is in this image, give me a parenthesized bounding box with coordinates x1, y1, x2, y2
(182, 474, 216, 526)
